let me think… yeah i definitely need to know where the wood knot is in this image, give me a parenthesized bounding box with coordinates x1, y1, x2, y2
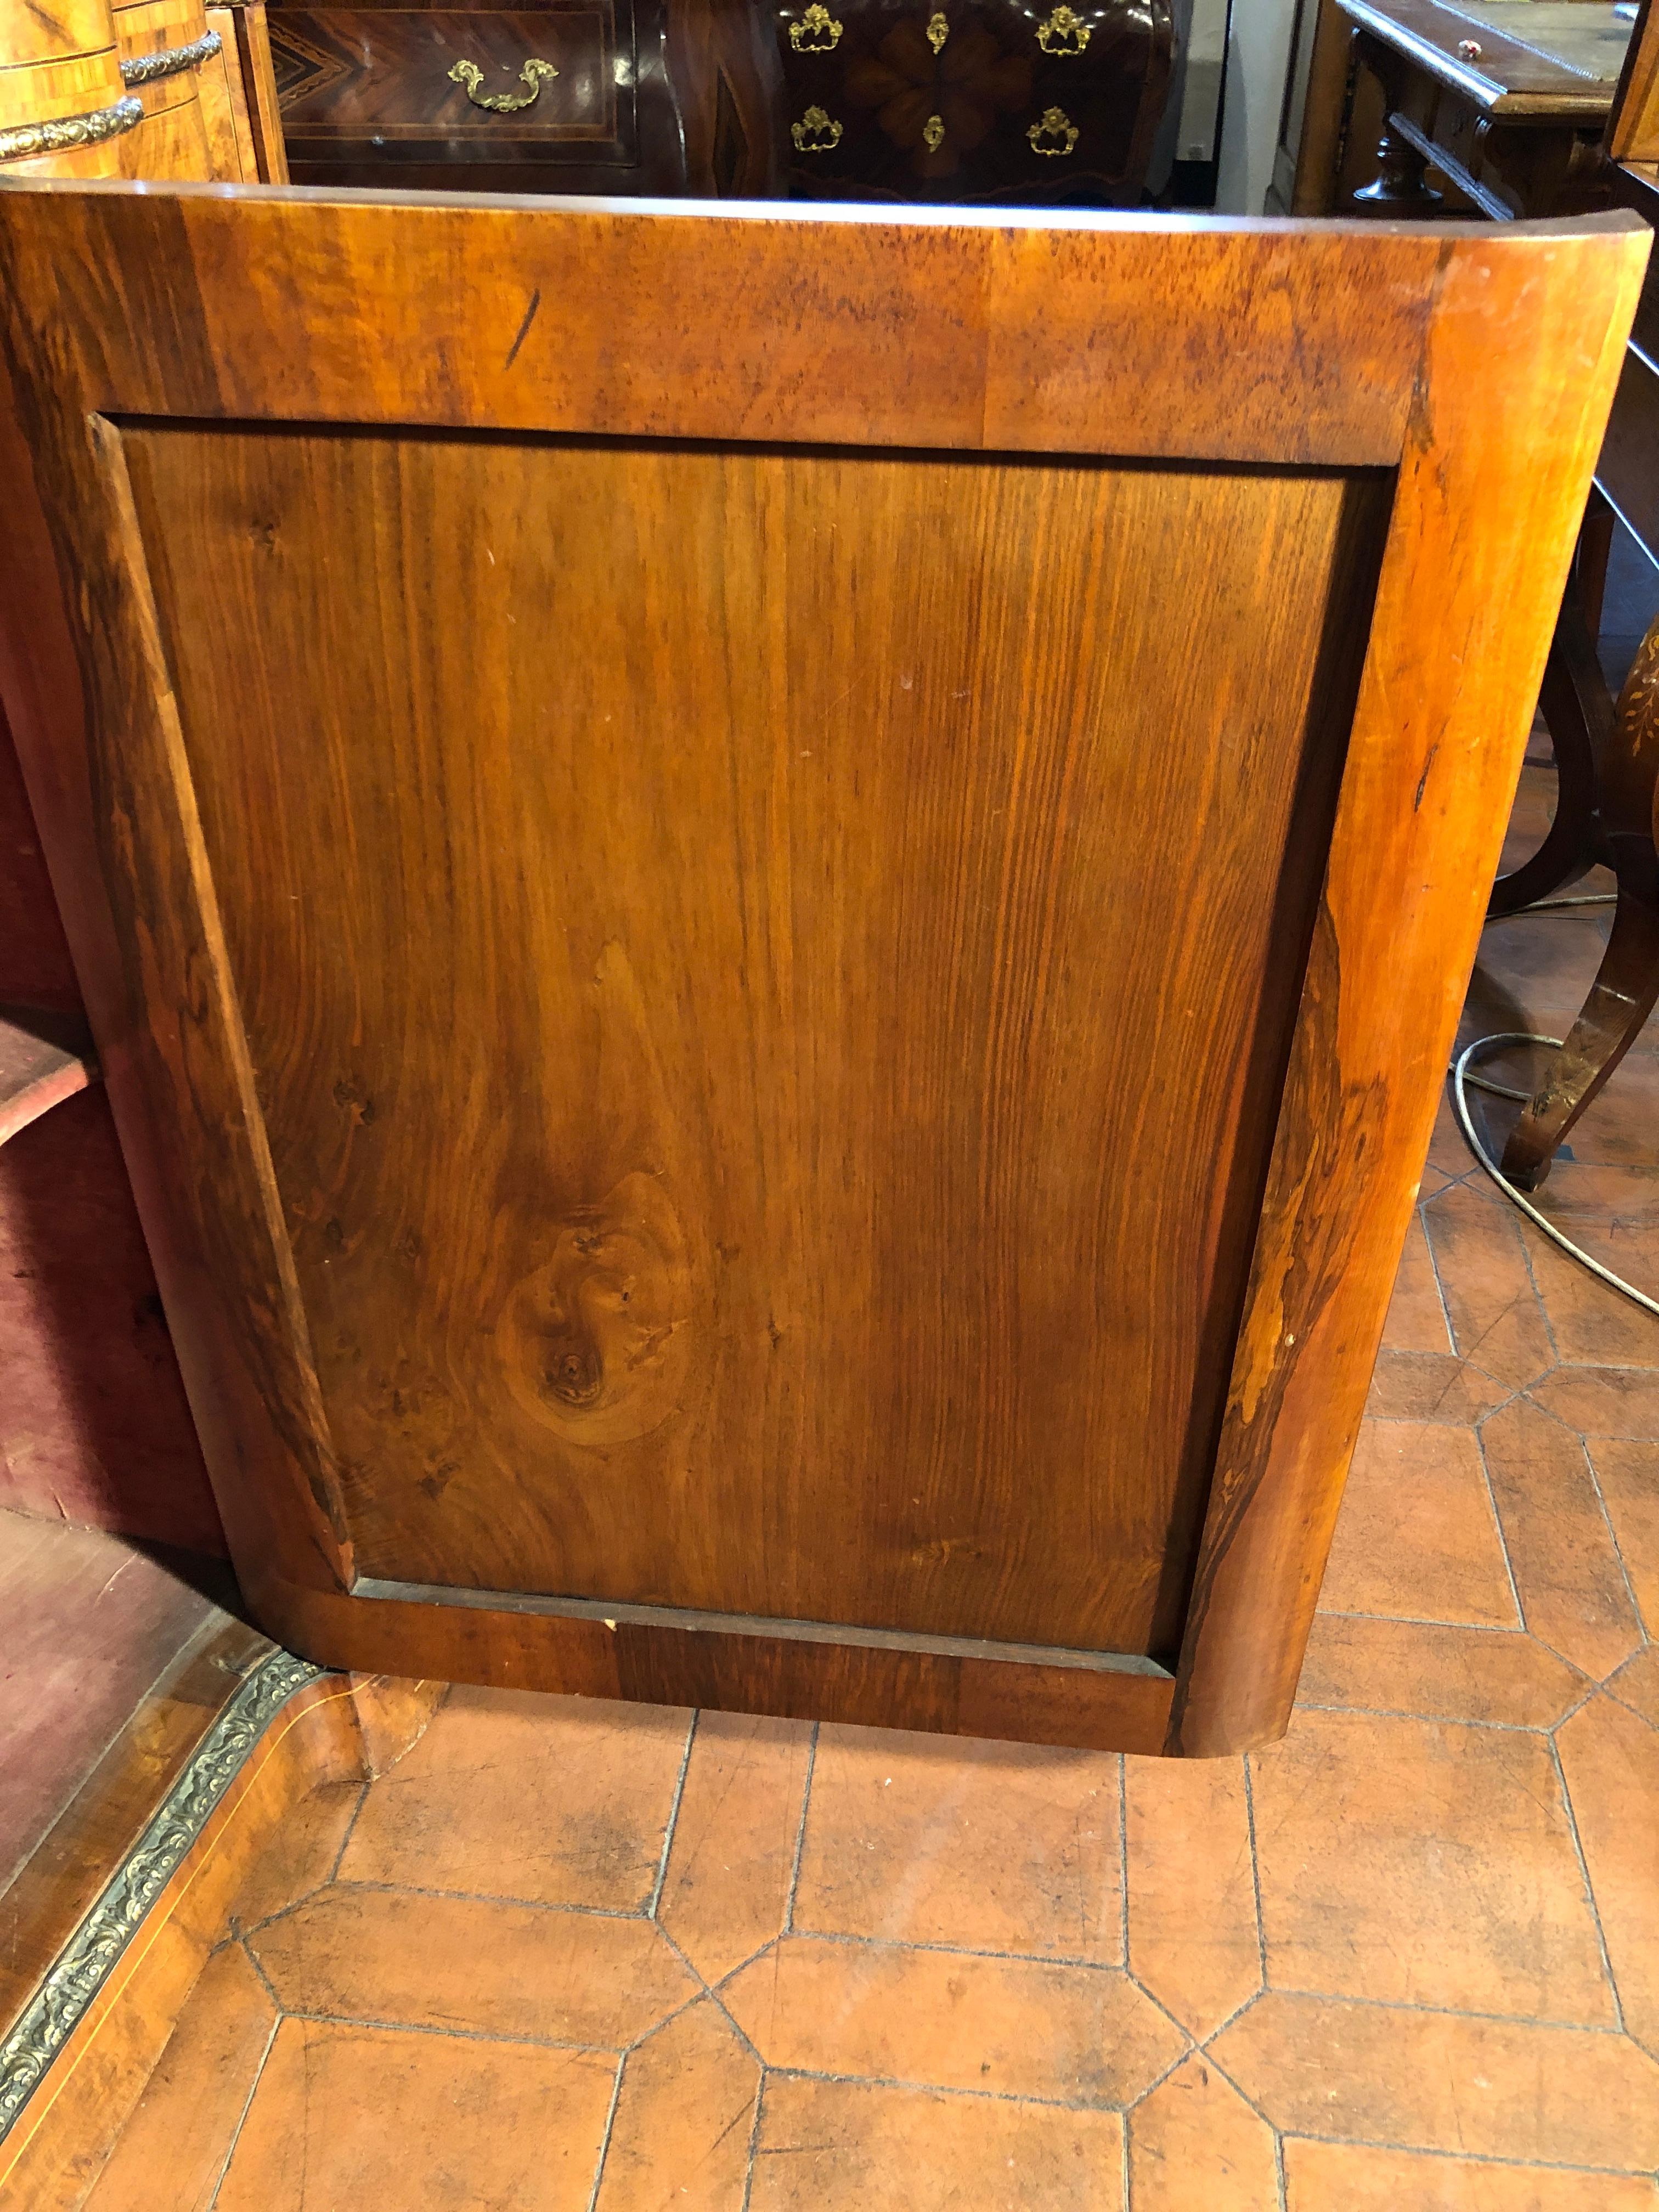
(497, 1171, 693, 1446)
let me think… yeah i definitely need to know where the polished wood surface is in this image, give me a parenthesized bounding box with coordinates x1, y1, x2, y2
(0, 1563, 260, 2033)
(770, 0, 1171, 206)
(0, 189, 1643, 1753)
(119, 424, 1383, 1656)
(0, 0, 131, 176)
(265, 0, 1169, 200)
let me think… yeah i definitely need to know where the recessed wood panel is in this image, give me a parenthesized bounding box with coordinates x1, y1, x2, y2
(121, 424, 1385, 1660)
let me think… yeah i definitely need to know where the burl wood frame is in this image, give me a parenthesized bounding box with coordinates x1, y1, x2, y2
(0, 187, 1644, 1754)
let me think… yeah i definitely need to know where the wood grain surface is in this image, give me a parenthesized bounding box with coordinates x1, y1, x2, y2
(118, 424, 1386, 1655)
(0, 188, 1643, 1750)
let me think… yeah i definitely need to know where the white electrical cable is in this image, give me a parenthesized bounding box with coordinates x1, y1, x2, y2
(1451, 1031, 1659, 1319)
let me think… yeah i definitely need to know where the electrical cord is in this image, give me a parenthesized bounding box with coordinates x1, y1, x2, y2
(1450, 889, 1658, 1319)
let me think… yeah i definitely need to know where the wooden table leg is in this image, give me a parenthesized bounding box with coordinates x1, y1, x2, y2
(1487, 563, 1605, 917)
(1501, 610, 1659, 1189)
(1350, 31, 1442, 210)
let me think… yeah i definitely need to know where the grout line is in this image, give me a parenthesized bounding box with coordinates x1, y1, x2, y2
(1197, 2042, 1284, 2138)
(1116, 1756, 1130, 1975)
(1312, 1609, 1531, 1635)
(269, 2002, 625, 2055)
(648, 1711, 698, 1922)
(1547, 1725, 1628, 2037)
(1550, 1681, 1609, 1738)
(1119, 1996, 1196, 2111)
(325, 1780, 369, 1884)
(205, 2008, 281, 2211)
(1241, 1758, 1268, 1995)
(1122, 2098, 1134, 2212)
(652, 1921, 769, 2070)
(234, 1782, 373, 1943)
(584, 2052, 627, 2212)
(725, 1923, 1147, 1974)
(1275, 2126, 1650, 2180)
(1414, 1192, 1461, 1358)
(328, 1878, 651, 1923)
(1273, 2125, 1289, 2212)
(1472, 1417, 1530, 1635)
(1262, 1983, 1630, 2035)
(755, 2059, 1140, 2118)
(1291, 1700, 1560, 1736)
(738, 2067, 768, 2212)
(1196, 1989, 1267, 2051)
(1577, 1435, 1652, 1645)
(236, 1934, 285, 2015)
(1513, 1192, 1565, 1365)
(783, 1724, 819, 1934)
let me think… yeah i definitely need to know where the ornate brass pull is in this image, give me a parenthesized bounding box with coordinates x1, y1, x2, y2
(1036, 5, 1090, 54)
(447, 57, 558, 112)
(792, 104, 843, 151)
(789, 3, 842, 50)
(922, 112, 945, 150)
(926, 10, 949, 53)
(1027, 104, 1078, 154)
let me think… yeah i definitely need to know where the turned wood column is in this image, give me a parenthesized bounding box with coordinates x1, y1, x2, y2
(0, 0, 139, 174)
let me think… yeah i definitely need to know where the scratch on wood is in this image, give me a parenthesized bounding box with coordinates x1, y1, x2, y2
(505, 286, 541, 371)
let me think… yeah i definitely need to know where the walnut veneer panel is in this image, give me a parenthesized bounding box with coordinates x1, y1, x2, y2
(120, 426, 1385, 1658)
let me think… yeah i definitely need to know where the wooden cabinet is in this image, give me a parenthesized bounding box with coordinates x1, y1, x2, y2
(269, 0, 710, 190)
(266, 0, 1169, 195)
(0, 188, 1641, 1756)
(770, 0, 1171, 204)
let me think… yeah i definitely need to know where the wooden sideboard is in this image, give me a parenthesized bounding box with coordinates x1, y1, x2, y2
(1293, 0, 1632, 218)
(266, 0, 1172, 199)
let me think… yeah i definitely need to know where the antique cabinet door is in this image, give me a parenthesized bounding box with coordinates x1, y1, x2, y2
(0, 189, 1641, 1753)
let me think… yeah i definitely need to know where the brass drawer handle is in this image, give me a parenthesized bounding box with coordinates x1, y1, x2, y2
(447, 57, 558, 112)
(1036, 5, 1091, 55)
(792, 104, 843, 151)
(1028, 105, 1078, 154)
(789, 4, 842, 51)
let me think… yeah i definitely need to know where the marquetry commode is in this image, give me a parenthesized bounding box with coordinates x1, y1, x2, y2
(263, 0, 1172, 200)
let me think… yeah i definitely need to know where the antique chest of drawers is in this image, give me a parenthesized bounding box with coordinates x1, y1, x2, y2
(267, 0, 1170, 199)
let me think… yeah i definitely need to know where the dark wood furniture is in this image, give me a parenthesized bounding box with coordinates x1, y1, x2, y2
(1490, 7, 1659, 1188)
(0, 185, 1641, 1755)
(1300, 0, 1630, 218)
(264, 0, 1171, 198)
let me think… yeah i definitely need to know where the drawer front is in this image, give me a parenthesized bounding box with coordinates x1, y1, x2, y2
(772, 0, 1172, 205)
(269, 0, 665, 181)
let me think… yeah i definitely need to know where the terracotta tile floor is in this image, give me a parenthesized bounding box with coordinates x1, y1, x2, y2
(80, 761, 1659, 2210)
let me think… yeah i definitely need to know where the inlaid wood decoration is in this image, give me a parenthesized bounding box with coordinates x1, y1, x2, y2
(0, 188, 1643, 1753)
(772, 0, 1171, 203)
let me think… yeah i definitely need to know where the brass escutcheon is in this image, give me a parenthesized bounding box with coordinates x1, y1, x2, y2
(1027, 103, 1078, 154)
(926, 9, 949, 50)
(789, 2, 843, 50)
(1036, 4, 1090, 54)
(792, 103, 844, 150)
(922, 112, 945, 149)
(447, 56, 558, 112)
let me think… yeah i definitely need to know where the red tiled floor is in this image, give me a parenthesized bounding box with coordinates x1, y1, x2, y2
(792, 1725, 1122, 1963)
(59, 791, 1659, 2207)
(215, 2019, 616, 2212)
(1318, 1420, 1519, 1629)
